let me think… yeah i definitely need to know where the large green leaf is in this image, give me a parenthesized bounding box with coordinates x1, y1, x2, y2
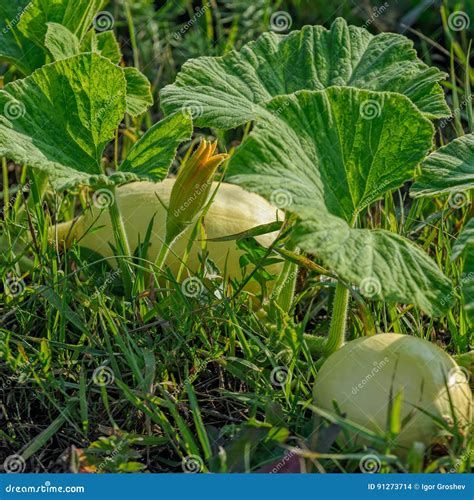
(228, 87, 434, 223)
(453, 220, 474, 326)
(120, 112, 193, 179)
(0, 54, 189, 190)
(19, 0, 105, 48)
(411, 133, 474, 197)
(0, 53, 128, 190)
(294, 213, 453, 317)
(0, 0, 106, 74)
(80, 30, 122, 64)
(0, 2, 45, 73)
(44, 23, 81, 61)
(227, 87, 452, 316)
(160, 17, 449, 129)
(123, 67, 154, 117)
(43, 23, 150, 117)
(43, 24, 150, 116)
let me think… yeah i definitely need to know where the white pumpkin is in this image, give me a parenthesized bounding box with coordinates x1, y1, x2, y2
(313, 334, 472, 448)
(54, 179, 283, 295)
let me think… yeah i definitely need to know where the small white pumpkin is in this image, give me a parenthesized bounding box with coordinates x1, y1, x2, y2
(54, 179, 283, 295)
(313, 334, 472, 448)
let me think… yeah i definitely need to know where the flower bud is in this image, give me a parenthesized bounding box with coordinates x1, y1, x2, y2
(166, 139, 228, 243)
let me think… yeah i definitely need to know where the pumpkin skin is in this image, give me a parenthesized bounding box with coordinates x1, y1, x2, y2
(313, 334, 472, 449)
(54, 179, 283, 295)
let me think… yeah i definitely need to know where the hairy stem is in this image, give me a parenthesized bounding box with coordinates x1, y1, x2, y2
(324, 282, 350, 355)
(2, 158, 9, 219)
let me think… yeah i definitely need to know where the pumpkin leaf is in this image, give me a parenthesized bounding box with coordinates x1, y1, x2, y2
(452, 220, 474, 326)
(227, 87, 451, 316)
(0, 0, 106, 74)
(19, 0, 104, 48)
(45, 23, 81, 60)
(44, 26, 149, 116)
(228, 87, 434, 223)
(0, 53, 128, 190)
(0, 53, 184, 191)
(0, 2, 44, 74)
(120, 112, 193, 180)
(411, 133, 474, 197)
(295, 213, 453, 316)
(46, 25, 122, 65)
(124, 67, 154, 117)
(160, 17, 449, 129)
(80, 30, 122, 64)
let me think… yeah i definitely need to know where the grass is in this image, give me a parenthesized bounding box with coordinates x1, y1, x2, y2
(0, 0, 473, 474)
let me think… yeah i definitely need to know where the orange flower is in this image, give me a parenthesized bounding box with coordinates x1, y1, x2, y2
(166, 139, 228, 244)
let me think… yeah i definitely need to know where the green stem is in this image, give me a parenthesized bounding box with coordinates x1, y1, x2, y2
(324, 282, 350, 355)
(2, 158, 9, 219)
(108, 187, 133, 297)
(108, 193, 131, 257)
(273, 249, 299, 313)
(124, 0, 140, 69)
